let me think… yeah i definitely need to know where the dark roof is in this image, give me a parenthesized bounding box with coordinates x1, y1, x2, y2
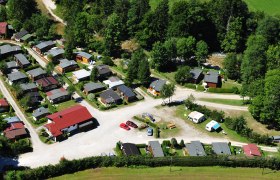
(96, 65, 112, 75)
(48, 48, 64, 57)
(190, 68, 203, 80)
(185, 141, 206, 156)
(58, 59, 77, 69)
(32, 107, 49, 118)
(122, 143, 141, 156)
(100, 89, 121, 104)
(149, 79, 166, 92)
(36, 76, 59, 87)
(14, 53, 30, 66)
(0, 22, 8, 34)
(84, 82, 105, 92)
(7, 71, 27, 82)
(212, 142, 231, 155)
(117, 85, 136, 98)
(148, 141, 164, 157)
(20, 83, 37, 91)
(15, 29, 28, 39)
(204, 71, 219, 83)
(35, 41, 55, 50)
(75, 51, 93, 59)
(6, 61, 18, 69)
(4, 128, 27, 140)
(26, 68, 47, 77)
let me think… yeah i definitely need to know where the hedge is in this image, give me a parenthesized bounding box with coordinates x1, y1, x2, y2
(5, 156, 280, 180)
(208, 87, 240, 94)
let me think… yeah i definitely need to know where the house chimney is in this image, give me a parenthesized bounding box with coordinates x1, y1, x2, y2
(59, 115, 62, 118)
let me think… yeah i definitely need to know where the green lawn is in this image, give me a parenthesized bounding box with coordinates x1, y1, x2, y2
(222, 79, 242, 90)
(51, 166, 280, 180)
(175, 105, 249, 143)
(56, 100, 77, 111)
(149, 0, 280, 16)
(199, 98, 244, 106)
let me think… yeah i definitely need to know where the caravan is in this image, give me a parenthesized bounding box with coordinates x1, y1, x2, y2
(205, 120, 221, 132)
(188, 111, 205, 124)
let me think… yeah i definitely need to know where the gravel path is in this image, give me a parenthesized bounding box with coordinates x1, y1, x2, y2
(41, 0, 66, 25)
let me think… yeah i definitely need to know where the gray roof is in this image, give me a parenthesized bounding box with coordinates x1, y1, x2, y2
(84, 82, 105, 92)
(20, 83, 37, 91)
(96, 65, 112, 75)
(190, 68, 203, 80)
(149, 79, 166, 92)
(15, 29, 28, 39)
(26, 68, 46, 77)
(6, 61, 18, 69)
(204, 71, 219, 83)
(32, 107, 49, 118)
(58, 59, 77, 68)
(14, 53, 30, 66)
(48, 48, 64, 57)
(35, 41, 55, 50)
(47, 88, 69, 100)
(76, 51, 92, 59)
(100, 89, 121, 104)
(0, 45, 21, 55)
(185, 141, 206, 156)
(148, 141, 164, 157)
(4, 116, 21, 124)
(117, 85, 135, 98)
(7, 71, 27, 82)
(212, 142, 231, 155)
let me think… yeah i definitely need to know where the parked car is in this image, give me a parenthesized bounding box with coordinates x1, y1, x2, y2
(120, 123, 130, 130)
(126, 120, 138, 128)
(142, 113, 155, 122)
(147, 127, 153, 136)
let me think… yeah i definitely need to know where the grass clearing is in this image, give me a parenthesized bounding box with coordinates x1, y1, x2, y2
(222, 79, 242, 90)
(52, 166, 280, 180)
(149, 0, 280, 16)
(56, 100, 77, 111)
(199, 98, 245, 106)
(175, 105, 249, 143)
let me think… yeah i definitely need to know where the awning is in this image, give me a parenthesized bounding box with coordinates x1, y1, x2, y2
(213, 123, 220, 130)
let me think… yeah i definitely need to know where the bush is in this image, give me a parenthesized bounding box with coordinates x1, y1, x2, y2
(184, 83, 196, 89)
(208, 87, 240, 94)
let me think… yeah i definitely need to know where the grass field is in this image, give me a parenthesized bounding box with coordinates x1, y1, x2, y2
(149, 0, 280, 16)
(199, 98, 244, 106)
(52, 166, 280, 180)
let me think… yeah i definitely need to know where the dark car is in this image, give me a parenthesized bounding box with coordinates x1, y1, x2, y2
(126, 120, 138, 128)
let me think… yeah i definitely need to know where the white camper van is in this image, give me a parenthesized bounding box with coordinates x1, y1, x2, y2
(188, 111, 205, 124)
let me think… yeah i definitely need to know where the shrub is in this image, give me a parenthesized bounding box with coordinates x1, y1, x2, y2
(184, 83, 196, 89)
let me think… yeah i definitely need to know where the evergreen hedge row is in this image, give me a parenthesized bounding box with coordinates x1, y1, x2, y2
(5, 156, 280, 180)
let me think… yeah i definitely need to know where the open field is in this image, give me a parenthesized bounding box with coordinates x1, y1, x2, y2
(52, 166, 280, 180)
(199, 98, 244, 106)
(149, 0, 280, 16)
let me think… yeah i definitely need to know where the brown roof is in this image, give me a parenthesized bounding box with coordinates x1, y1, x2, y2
(4, 128, 27, 140)
(36, 76, 59, 87)
(0, 98, 9, 107)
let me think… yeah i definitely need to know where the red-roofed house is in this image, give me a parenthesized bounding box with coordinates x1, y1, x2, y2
(243, 144, 261, 157)
(0, 98, 9, 112)
(44, 105, 94, 141)
(0, 22, 8, 37)
(4, 122, 28, 140)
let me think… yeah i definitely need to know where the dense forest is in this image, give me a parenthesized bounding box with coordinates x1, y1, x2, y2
(0, 0, 279, 127)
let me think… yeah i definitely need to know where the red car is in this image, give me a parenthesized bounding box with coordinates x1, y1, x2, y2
(126, 121, 138, 128)
(120, 123, 130, 130)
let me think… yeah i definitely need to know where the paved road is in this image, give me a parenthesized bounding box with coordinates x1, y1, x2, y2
(1, 40, 277, 169)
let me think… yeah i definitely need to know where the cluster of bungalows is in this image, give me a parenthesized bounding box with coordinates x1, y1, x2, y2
(0, 97, 29, 141)
(188, 68, 222, 88)
(120, 140, 262, 158)
(44, 105, 95, 142)
(0, 21, 33, 41)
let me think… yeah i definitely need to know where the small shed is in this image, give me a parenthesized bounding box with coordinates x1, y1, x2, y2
(148, 141, 164, 157)
(184, 141, 206, 156)
(212, 142, 231, 155)
(243, 144, 261, 157)
(121, 143, 141, 156)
